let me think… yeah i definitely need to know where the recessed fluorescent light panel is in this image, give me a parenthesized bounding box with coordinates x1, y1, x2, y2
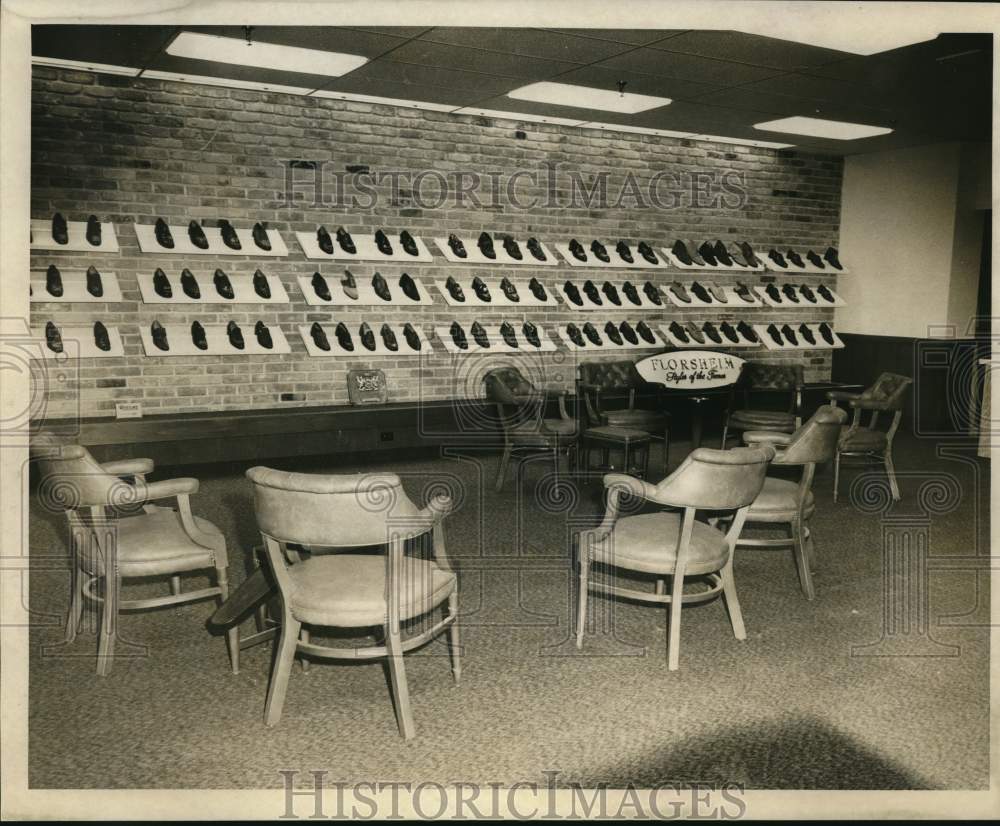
(507, 81, 671, 114)
(754, 116, 893, 140)
(167, 31, 368, 77)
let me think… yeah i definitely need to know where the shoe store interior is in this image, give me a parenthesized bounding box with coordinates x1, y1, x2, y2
(13, 19, 994, 797)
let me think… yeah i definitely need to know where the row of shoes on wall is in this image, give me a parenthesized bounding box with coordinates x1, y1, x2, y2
(148, 320, 275, 351)
(316, 226, 421, 257)
(448, 320, 544, 350)
(763, 322, 838, 347)
(566, 320, 661, 347)
(151, 267, 271, 299)
(311, 270, 421, 302)
(566, 238, 661, 264)
(153, 217, 272, 251)
(43, 320, 112, 352)
(35, 264, 105, 297)
(670, 240, 843, 272)
(445, 275, 549, 303)
(762, 282, 837, 304)
(38, 213, 104, 246)
(663, 320, 761, 346)
(767, 248, 842, 271)
(309, 321, 422, 352)
(447, 233, 549, 262)
(564, 279, 669, 306)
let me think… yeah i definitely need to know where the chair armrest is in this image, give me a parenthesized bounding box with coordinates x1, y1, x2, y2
(129, 477, 200, 505)
(742, 431, 793, 447)
(849, 397, 894, 411)
(827, 390, 862, 402)
(603, 472, 659, 501)
(101, 458, 155, 478)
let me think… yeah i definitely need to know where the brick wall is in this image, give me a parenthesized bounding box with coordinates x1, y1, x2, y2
(30, 67, 844, 421)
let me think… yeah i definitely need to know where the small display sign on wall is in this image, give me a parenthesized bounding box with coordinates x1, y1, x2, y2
(347, 369, 389, 405)
(636, 350, 745, 389)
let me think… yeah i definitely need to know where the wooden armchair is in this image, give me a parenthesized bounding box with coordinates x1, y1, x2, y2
(720, 362, 803, 448)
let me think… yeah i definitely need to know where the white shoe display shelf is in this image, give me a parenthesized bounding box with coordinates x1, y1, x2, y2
(761, 250, 849, 275)
(658, 323, 761, 349)
(30, 269, 123, 303)
(296, 228, 434, 263)
(299, 322, 431, 357)
(554, 239, 671, 269)
(30, 219, 121, 253)
(433, 235, 558, 266)
(660, 245, 763, 272)
(753, 323, 845, 350)
(297, 273, 434, 306)
(662, 283, 762, 307)
(556, 279, 667, 310)
(140, 322, 290, 356)
(556, 322, 664, 351)
(134, 223, 287, 256)
(435, 276, 558, 307)
(32, 324, 125, 359)
(753, 284, 844, 307)
(138, 270, 289, 304)
(435, 322, 557, 355)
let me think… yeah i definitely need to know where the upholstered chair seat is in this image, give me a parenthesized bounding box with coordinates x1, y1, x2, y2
(728, 409, 797, 430)
(595, 512, 731, 575)
(839, 426, 888, 450)
(745, 477, 816, 523)
(604, 408, 667, 430)
(721, 362, 803, 447)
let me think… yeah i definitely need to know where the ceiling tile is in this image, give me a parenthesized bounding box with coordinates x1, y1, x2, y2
(596, 48, 783, 86)
(548, 29, 687, 46)
(316, 75, 474, 108)
(384, 40, 580, 79)
(343, 59, 518, 95)
(460, 94, 638, 125)
(549, 64, 725, 101)
(699, 87, 899, 125)
(31, 25, 175, 68)
(649, 30, 850, 70)
(419, 28, 636, 63)
(343, 26, 431, 38)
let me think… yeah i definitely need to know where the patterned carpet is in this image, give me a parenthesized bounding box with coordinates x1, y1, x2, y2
(27, 432, 990, 789)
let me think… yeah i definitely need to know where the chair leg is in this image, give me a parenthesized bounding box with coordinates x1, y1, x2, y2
(65, 564, 84, 643)
(719, 561, 747, 642)
(655, 579, 665, 595)
(385, 628, 416, 740)
(719, 424, 729, 450)
(169, 575, 181, 595)
(495, 446, 512, 492)
(299, 627, 311, 673)
(95, 573, 119, 677)
(575, 553, 590, 649)
(663, 428, 670, 476)
(216, 565, 239, 674)
(264, 614, 300, 727)
(447, 592, 461, 684)
(884, 450, 901, 501)
(667, 572, 685, 671)
(833, 451, 841, 503)
(791, 520, 816, 601)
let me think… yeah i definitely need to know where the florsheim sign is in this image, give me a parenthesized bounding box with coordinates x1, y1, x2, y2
(636, 351, 745, 389)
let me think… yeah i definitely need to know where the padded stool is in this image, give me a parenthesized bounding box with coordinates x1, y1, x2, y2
(582, 426, 651, 479)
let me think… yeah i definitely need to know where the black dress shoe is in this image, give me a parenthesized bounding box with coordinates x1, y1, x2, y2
(219, 219, 241, 250)
(719, 322, 741, 344)
(566, 323, 585, 347)
(189, 221, 209, 250)
(604, 322, 623, 346)
(316, 226, 334, 254)
(253, 222, 271, 251)
(668, 321, 690, 344)
(691, 282, 713, 303)
(381, 324, 398, 351)
(445, 276, 466, 302)
(472, 276, 491, 302)
(336, 227, 356, 254)
(523, 321, 541, 347)
(153, 268, 172, 298)
(806, 250, 825, 269)
(526, 237, 547, 261)
(502, 236, 522, 260)
(582, 280, 602, 305)
(181, 268, 200, 299)
(781, 324, 799, 346)
(713, 241, 734, 266)
(312, 322, 331, 351)
(739, 242, 760, 268)
(403, 323, 421, 350)
(707, 282, 728, 303)
(151, 320, 169, 351)
(154, 217, 174, 249)
(255, 321, 273, 349)
(591, 240, 610, 263)
(643, 281, 663, 305)
(671, 282, 692, 303)
(636, 321, 657, 344)
(568, 238, 587, 262)
(45, 264, 63, 297)
(685, 322, 706, 344)
(399, 272, 420, 301)
(372, 272, 392, 301)
(817, 284, 835, 303)
(619, 321, 638, 345)
(703, 322, 723, 344)
(798, 324, 816, 345)
(787, 250, 805, 268)
(500, 322, 518, 348)
(768, 249, 787, 268)
(819, 323, 836, 345)
(602, 281, 621, 305)
(450, 321, 468, 350)
(335, 322, 353, 351)
(734, 282, 755, 303)
(93, 321, 111, 352)
(45, 321, 63, 353)
(671, 240, 694, 266)
(470, 321, 490, 348)
(616, 241, 633, 263)
(191, 320, 208, 350)
(736, 321, 759, 343)
(86, 215, 101, 247)
(824, 247, 843, 270)
(564, 281, 583, 306)
(766, 324, 784, 346)
(214, 268, 234, 300)
(312, 272, 331, 301)
(341, 270, 358, 300)
(52, 213, 68, 245)
(698, 242, 719, 266)
(622, 282, 642, 305)
(582, 322, 602, 346)
(500, 277, 519, 302)
(528, 278, 547, 301)
(374, 229, 393, 256)
(360, 322, 377, 351)
(448, 233, 467, 258)
(638, 241, 659, 264)
(781, 283, 800, 303)
(399, 230, 418, 256)
(227, 320, 245, 350)
(478, 231, 496, 259)
(765, 283, 782, 303)
(253, 269, 271, 299)
(800, 284, 817, 303)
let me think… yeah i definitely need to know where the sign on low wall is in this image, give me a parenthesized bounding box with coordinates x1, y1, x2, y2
(636, 351, 745, 389)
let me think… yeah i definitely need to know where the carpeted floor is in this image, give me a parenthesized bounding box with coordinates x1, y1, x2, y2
(27, 432, 990, 790)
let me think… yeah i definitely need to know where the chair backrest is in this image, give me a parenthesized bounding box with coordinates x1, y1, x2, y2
(739, 362, 804, 391)
(778, 404, 848, 465)
(862, 372, 912, 410)
(31, 433, 128, 511)
(653, 444, 775, 510)
(578, 360, 643, 392)
(246, 467, 425, 549)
